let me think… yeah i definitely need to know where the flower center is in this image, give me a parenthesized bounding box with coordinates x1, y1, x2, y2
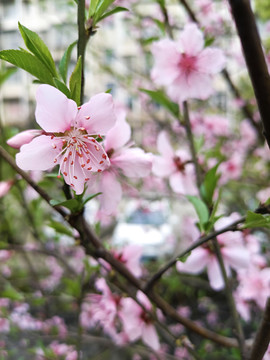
(174, 156, 186, 172)
(179, 54, 197, 75)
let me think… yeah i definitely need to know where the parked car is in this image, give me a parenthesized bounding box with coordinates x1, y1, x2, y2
(112, 202, 176, 260)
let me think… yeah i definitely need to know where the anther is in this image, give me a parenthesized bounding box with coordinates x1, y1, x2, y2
(57, 175, 61, 179)
(81, 164, 85, 168)
(87, 167, 92, 170)
(99, 160, 104, 165)
(86, 159, 90, 164)
(63, 172, 67, 176)
(64, 157, 68, 162)
(95, 146, 100, 151)
(85, 116, 90, 120)
(71, 161, 74, 165)
(77, 106, 81, 110)
(97, 169, 102, 173)
(74, 176, 78, 179)
(102, 154, 107, 159)
(85, 178, 89, 181)
(52, 143, 57, 149)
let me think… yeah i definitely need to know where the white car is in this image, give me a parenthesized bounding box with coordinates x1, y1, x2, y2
(112, 205, 175, 260)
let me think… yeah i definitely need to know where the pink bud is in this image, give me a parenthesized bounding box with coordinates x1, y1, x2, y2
(0, 180, 13, 197)
(7, 129, 43, 149)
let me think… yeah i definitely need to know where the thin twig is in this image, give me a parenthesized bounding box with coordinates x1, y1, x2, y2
(249, 297, 270, 360)
(211, 238, 247, 359)
(183, 101, 202, 188)
(225, 0, 270, 147)
(145, 216, 245, 291)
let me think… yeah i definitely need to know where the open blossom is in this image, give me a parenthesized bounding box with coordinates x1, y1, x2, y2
(119, 291, 160, 351)
(87, 108, 152, 214)
(152, 131, 197, 195)
(151, 23, 225, 102)
(177, 214, 250, 290)
(8, 85, 116, 194)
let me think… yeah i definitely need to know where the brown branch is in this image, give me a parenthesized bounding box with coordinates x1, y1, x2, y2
(249, 297, 270, 360)
(0, 144, 239, 348)
(145, 216, 245, 291)
(227, 0, 270, 147)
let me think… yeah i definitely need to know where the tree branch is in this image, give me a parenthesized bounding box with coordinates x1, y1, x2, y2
(249, 297, 270, 360)
(227, 0, 270, 147)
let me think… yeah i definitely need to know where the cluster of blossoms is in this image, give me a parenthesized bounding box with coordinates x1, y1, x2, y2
(80, 278, 160, 351)
(7, 85, 152, 214)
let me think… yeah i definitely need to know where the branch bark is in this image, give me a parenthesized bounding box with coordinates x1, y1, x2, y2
(227, 0, 270, 147)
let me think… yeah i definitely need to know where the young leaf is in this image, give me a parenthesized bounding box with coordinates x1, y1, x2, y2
(93, 0, 115, 25)
(50, 198, 81, 212)
(48, 220, 73, 237)
(18, 22, 58, 78)
(0, 67, 17, 86)
(186, 195, 209, 232)
(140, 88, 179, 118)
(69, 56, 82, 106)
(200, 164, 220, 206)
(1, 284, 24, 301)
(83, 192, 102, 206)
(59, 40, 77, 84)
(89, 0, 100, 17)
(97, 6, 129, 23)
(53, 78, 71, 98)
(242, 211, 270, 229)
(0, 49, 54, 85)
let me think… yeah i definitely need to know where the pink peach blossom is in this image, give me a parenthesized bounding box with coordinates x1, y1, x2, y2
(11, 85, 116, 194)
(7, 129, 43, 149)
(151, 23, 225, 103)
(0, 180, 14, 197)
(152, 131, 197, 195)
(177, 214, 250, 290)
(119, 291, 160, 351)
(87, 109, 152, 214)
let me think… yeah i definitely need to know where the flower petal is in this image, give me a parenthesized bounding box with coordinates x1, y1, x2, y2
(105, 109, 131, 151)
(112, 148, 152, 177)
(157, 131, 174, 158)
(99, 171, 122, 214)
(7, 129, 43, 149)
(142, 324, 160, 351)
(77, 93, 116, 135)
(35, 85, 77, 132)
(179, 23, 204, 56)
(197, 48, 226, 74)
(176, 247, 209, 274)
(152, 155, 175, 177)
(151, 39, 180, 86)
(16, 135, 61, 171)
(207, 258, 225, 290)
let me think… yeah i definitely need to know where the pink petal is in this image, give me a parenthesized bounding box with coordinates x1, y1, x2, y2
(99, 171, 122, 214)
(105, 109, 131, 151)
(222, 247, 250, 270)
(157, 131, 174, 158)
(16, 135, 62, 171)
(179, 23, 204, 56)
(151, 39, 180, 86)
(137, 291, 152, 311)
(197, 48, 226, 74)
(186, 71, 213, 100)
(176, 247, 210, 274)
(112, 148, 152, 177)
(7, 129, 43, 149)
(77, 93, 116, 135)
(35, 85, 77, 132)
(0, 180, 13, 197)
(152, 155, 175, 177)
(142, 324, 160, 351)
(169, 169, 197, 195)
(207, 258, 225, 290)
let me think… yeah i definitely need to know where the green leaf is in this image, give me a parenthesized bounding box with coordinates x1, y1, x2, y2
(53, 78, 71, 98)
(50, 198, 81, 212)
(18, 22, 58, 77)
(200, 164, 220, 206)
(0, 49, 54, 85)
(89, 0, 99, 17)
(243, 211, 270, 229)
(186, 195, 209, 232)
(97, 6, 129, 23)
(178, 251, 191, 263)
(1, 284, 24, 301)
(63, 278, 81, 297)
(93, 0, 114, 25)
(0, 66, 17, 86)
(59, 40, 77, 83)
(69, 56, 82, 106)
(83, 192, 102, 206)
(48, 220, 73, 237)
(140, 88, 179, 118)
(153, 19, 166, 34)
